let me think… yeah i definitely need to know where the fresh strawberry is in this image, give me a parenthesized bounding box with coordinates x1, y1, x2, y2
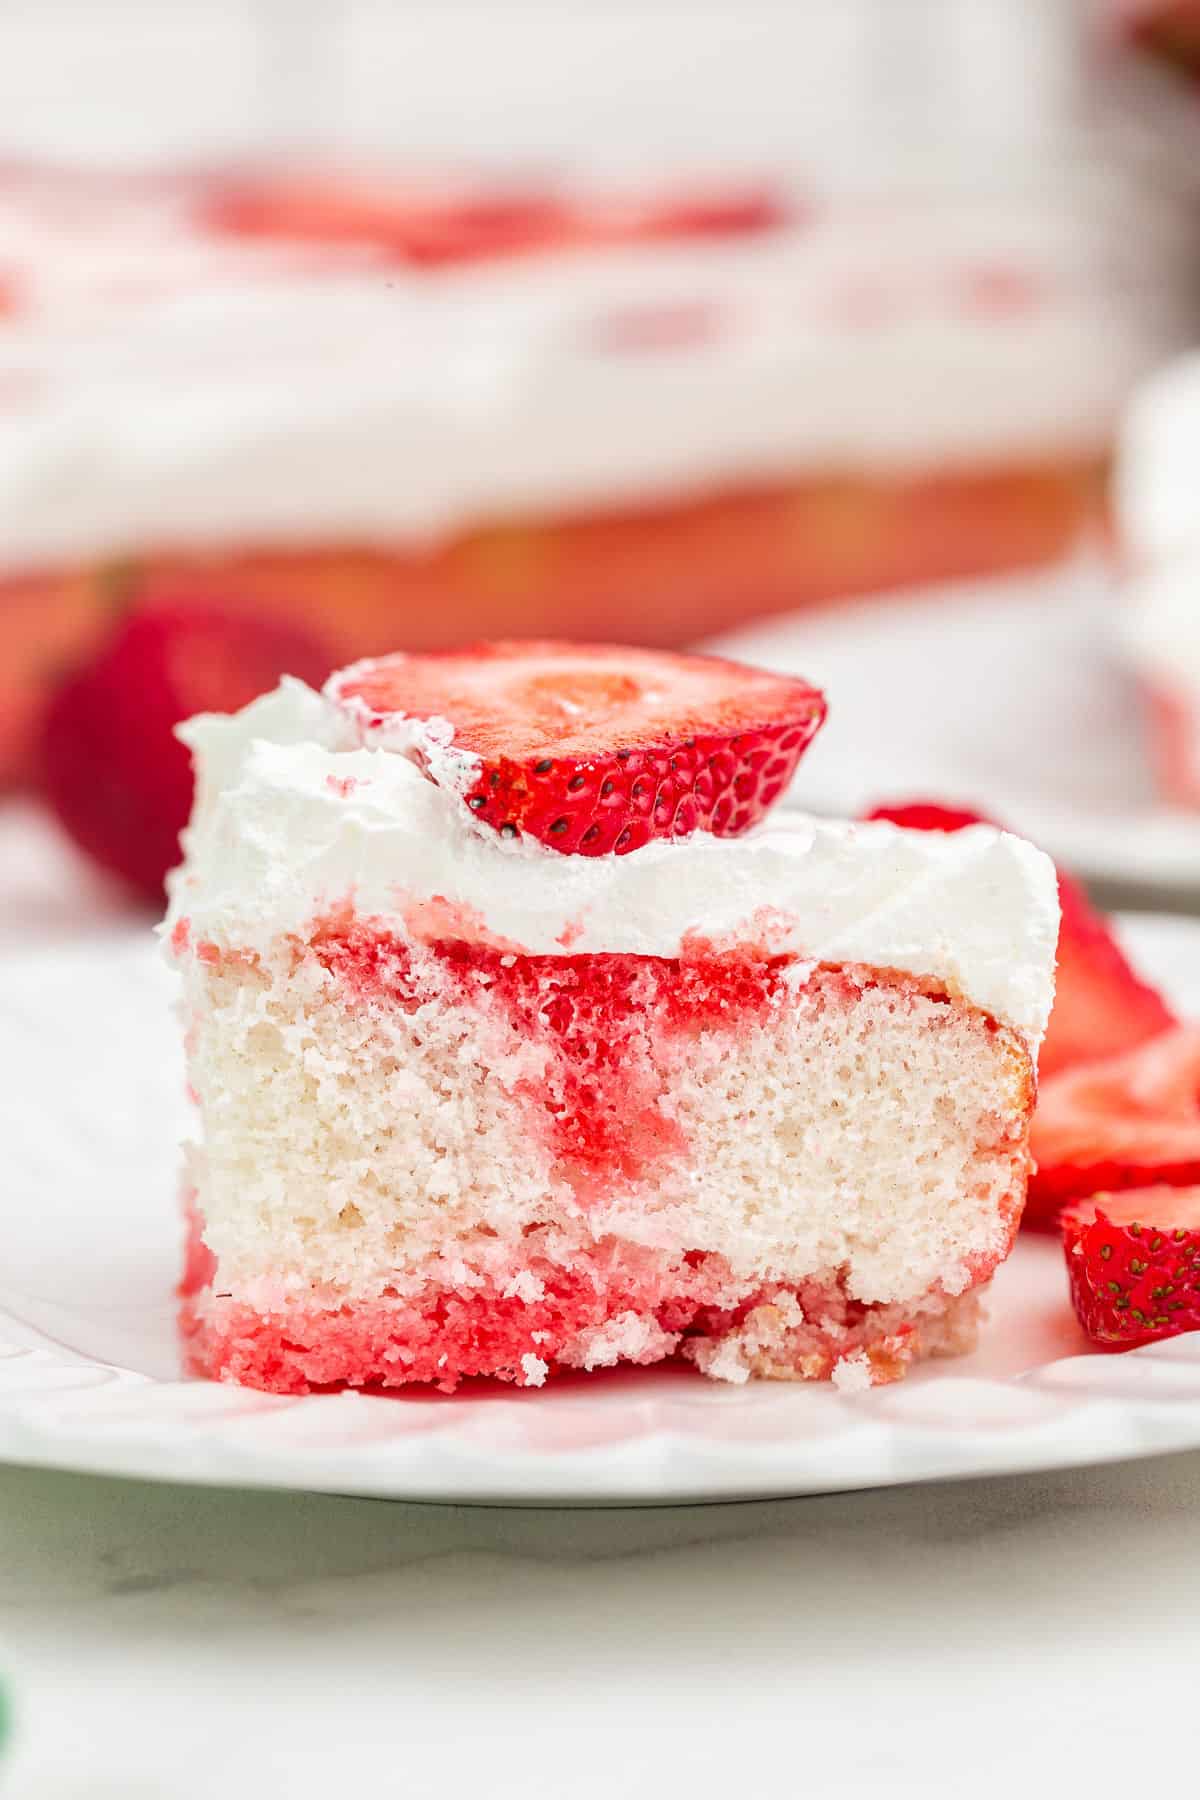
(1061, 1185, 1200, 1350)
(41, 602, 331, 902)
(1028, 1027, 1200, 1226)
(865, 801, 1176, 1078)
(331, 641, 825, 855)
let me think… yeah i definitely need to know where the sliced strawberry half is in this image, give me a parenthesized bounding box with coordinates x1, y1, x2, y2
(1028, 1026, 1200, 1227)
(1061, 1185, 1200, 1351)
(330, 641, 826, 855)
(1046, 875, 1177, 1079)
(865, 801, 1176, 1079)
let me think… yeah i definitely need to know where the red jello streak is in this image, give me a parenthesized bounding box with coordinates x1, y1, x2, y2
(306, 918, 793, 1190)
(179, 1187, 218, 1297)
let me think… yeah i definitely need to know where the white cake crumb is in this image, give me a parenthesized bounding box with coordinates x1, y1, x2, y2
(502, 1270, 546, 1303)
(831, 1350, 874, 1394)
(690, 1336, 752, 1385)
(566, 1311, 677, 1370)
(520, 1353, 549, 1387)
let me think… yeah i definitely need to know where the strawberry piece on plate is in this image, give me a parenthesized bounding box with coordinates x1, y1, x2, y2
(1045, 874, 1177, 1079)
(330, 640, 826, 855)
(1061, 1185, 1200, 1351)
(865, 801, 1176, 1078)
(41, 602, 331, 902)
(1028, 1026, 1200, 1226)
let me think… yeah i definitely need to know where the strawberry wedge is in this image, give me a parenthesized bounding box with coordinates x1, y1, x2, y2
(865, 802, 1176, 1080)
(1046, 876, 1177, 1080)
(1029, 1027, 1200, 1225)
(330, 641, 826, 855)
(1061, 1186, 1200, 1351)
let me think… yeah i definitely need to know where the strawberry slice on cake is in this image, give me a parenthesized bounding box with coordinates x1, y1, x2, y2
(329, 641, 826, 855)
(1029, 1027, 1200, 1224)
(167, 649, 1058, 1395)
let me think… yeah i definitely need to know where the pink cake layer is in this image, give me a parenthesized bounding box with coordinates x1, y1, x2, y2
(179, 1187, 983, 1393)
(180, 1272, 978, 1395)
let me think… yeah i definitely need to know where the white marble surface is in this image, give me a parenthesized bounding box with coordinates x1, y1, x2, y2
(4, 1450, 1200, 1798)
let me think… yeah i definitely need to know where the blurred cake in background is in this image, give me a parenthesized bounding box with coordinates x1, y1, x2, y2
(0, 158, 1188, 783)
(1115, 353, 1200, 807)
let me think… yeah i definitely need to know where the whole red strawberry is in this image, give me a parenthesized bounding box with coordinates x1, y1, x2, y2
(866, 800, 1176, 1079)
(330, 641, 826, 855)
(1061, 1185, 1200, 1351)
(41, 603, 331, 902)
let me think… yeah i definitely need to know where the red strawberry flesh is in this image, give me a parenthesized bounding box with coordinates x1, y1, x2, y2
(41, 602, 331, 902)
(1044, 874, 1176, 1079)
(331, 640, 825, 855)
(1061, 1185, 1200, 1351)
(1029, 1026, 1200, 1225)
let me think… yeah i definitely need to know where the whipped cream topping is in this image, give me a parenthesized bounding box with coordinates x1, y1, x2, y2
(0, 167, 1182, 568)
(166, 679, 1059, 1045)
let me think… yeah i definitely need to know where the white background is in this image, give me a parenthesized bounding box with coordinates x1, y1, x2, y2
(4, 1447, 1200, 1798)
(0, 0, 1088, 167)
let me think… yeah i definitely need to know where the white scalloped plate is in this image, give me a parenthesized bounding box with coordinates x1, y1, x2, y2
(3, 913, 1200, 1505)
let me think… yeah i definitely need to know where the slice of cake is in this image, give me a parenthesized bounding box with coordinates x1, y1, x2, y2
(165, 643, 1059, 1394)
